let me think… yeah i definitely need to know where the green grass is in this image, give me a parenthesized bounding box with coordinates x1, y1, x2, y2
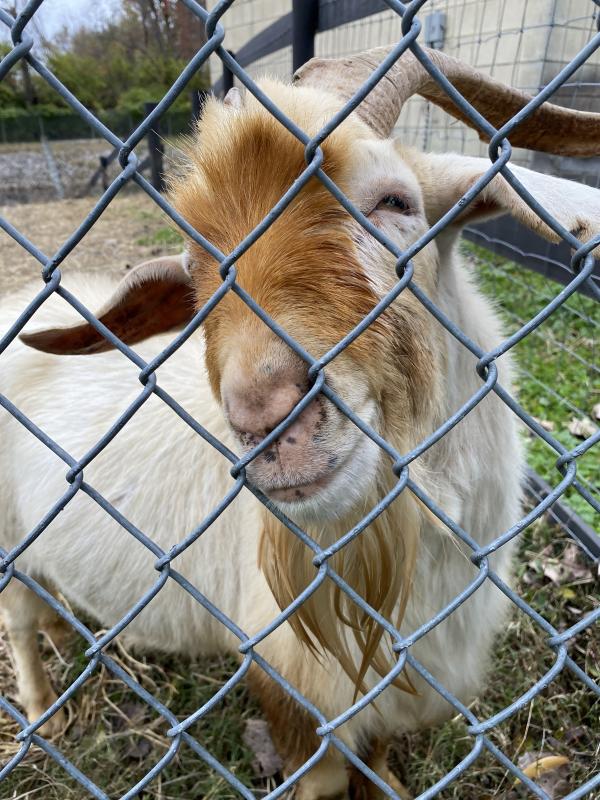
(465, 242, 599, 529)
(135, 225, 184, 248)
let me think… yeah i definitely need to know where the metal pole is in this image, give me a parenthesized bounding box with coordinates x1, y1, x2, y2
(292, 0, 319, 72)
(144, 101, 165, 193)
(222, 51, 236, 97)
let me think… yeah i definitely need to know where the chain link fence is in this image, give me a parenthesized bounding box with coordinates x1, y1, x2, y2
(0, 0, 599, 798)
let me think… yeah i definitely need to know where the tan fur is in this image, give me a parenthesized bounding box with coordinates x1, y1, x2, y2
(168, 93, 434, 697)
(258, 478, 420, 696)
(246, 664, 324, 776)
(168, 91, 436, 400)
(0, 580, 66, 737)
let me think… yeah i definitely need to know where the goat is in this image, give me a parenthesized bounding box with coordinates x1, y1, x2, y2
(1, 45, 599, 799)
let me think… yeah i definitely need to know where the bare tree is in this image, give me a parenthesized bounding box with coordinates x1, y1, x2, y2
(176, 0, 207, 60)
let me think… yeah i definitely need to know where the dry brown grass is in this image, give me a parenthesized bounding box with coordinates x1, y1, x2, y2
(0, 193, 182, 294)
(0, 623, 261, 799)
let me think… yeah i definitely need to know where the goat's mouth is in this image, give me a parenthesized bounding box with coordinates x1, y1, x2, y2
(265, 470, 336, 503)
(254, 439, 381, 520)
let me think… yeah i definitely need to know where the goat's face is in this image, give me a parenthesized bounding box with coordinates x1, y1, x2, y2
(171, 83, 441, 520)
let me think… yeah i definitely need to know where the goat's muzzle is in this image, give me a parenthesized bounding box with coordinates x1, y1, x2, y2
(222, 362, 342, 504)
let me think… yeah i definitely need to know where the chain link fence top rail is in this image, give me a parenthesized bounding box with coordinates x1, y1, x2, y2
(0, 0, 599, 799)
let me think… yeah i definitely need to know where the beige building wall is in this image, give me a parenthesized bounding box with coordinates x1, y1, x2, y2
(207, 1, 600, 170)
(206, 0, 292, 86)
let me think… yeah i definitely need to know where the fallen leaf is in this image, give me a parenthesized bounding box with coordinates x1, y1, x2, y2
(541, 543, 595, 586)
(538, 765, 570, 799)
(564, 726, 587, 743)
(558, 586, 576, 600)
(567, 417, 598, 439)
(519, 755, 569, 779)
(533, 416, 555, 432)
(563, 543, 595, 580)
(543, 563, 563, 584)
(515, 754, 570, 798)
(243, 718, 283, 778)
(123, 736, 152, 761)
(109, 701, 147, 732)
(566, 605, 584, 616)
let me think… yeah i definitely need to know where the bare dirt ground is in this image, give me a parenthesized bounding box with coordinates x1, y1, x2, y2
(0, 192, 182, 294)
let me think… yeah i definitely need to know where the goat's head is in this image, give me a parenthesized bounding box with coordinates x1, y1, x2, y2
(167, 79, 444, 522)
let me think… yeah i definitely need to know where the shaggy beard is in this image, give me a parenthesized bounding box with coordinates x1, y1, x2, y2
(258, 463, 422, 697)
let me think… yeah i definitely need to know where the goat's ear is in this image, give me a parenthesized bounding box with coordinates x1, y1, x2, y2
(407, 151, 600, 255)
(20, 254, 194, 355)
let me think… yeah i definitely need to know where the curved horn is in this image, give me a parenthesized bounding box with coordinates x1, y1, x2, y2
(294, 46, 600, 157)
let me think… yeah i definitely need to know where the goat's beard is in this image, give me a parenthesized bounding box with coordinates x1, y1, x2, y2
(258, 466, 421, 696)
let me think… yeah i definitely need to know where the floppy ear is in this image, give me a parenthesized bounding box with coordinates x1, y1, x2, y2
(406, 151, 600, 256)
(20, 254, 195, 355)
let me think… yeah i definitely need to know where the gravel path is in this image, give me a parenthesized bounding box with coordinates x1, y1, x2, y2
(0, 139, 114, 204)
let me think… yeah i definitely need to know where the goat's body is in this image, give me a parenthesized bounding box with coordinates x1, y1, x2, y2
(0, 249, 521, 750)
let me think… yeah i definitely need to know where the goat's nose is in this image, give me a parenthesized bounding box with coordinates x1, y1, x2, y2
(221, 361, 331, 477)
(224, 381, 304, 440)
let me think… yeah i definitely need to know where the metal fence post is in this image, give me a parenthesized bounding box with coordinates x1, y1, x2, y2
(144, 101, 165, 193)
(292, 0, 319, 72)
(222, 51, 236, 97)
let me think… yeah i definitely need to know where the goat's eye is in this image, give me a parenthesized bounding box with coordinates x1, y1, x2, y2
(376, 194, 410, 213)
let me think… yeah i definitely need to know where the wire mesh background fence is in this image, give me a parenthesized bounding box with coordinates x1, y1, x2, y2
(0, 0, 599, 798)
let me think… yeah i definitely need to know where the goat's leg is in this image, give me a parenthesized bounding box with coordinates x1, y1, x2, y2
(348, 739, 413, 800)
(248, 666, 349, 800)
(0, 578, 66, 736)
(37, 585, 72, 652)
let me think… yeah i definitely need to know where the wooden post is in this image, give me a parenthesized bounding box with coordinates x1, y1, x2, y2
(222, 51, 236, 97)
(144, 101, 165, 193)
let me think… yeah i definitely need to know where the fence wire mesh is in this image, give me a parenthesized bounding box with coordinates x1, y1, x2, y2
(0, 1, 598, 799)
(224, 1, 600, 171)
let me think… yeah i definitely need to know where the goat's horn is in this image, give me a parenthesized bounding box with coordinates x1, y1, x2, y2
(294, 46, 600, 157)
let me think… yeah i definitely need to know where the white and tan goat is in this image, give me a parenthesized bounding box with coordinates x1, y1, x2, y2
(1, 47, 599, 799)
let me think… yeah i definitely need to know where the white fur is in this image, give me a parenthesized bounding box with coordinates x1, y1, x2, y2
(0, 249, 521, 746)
